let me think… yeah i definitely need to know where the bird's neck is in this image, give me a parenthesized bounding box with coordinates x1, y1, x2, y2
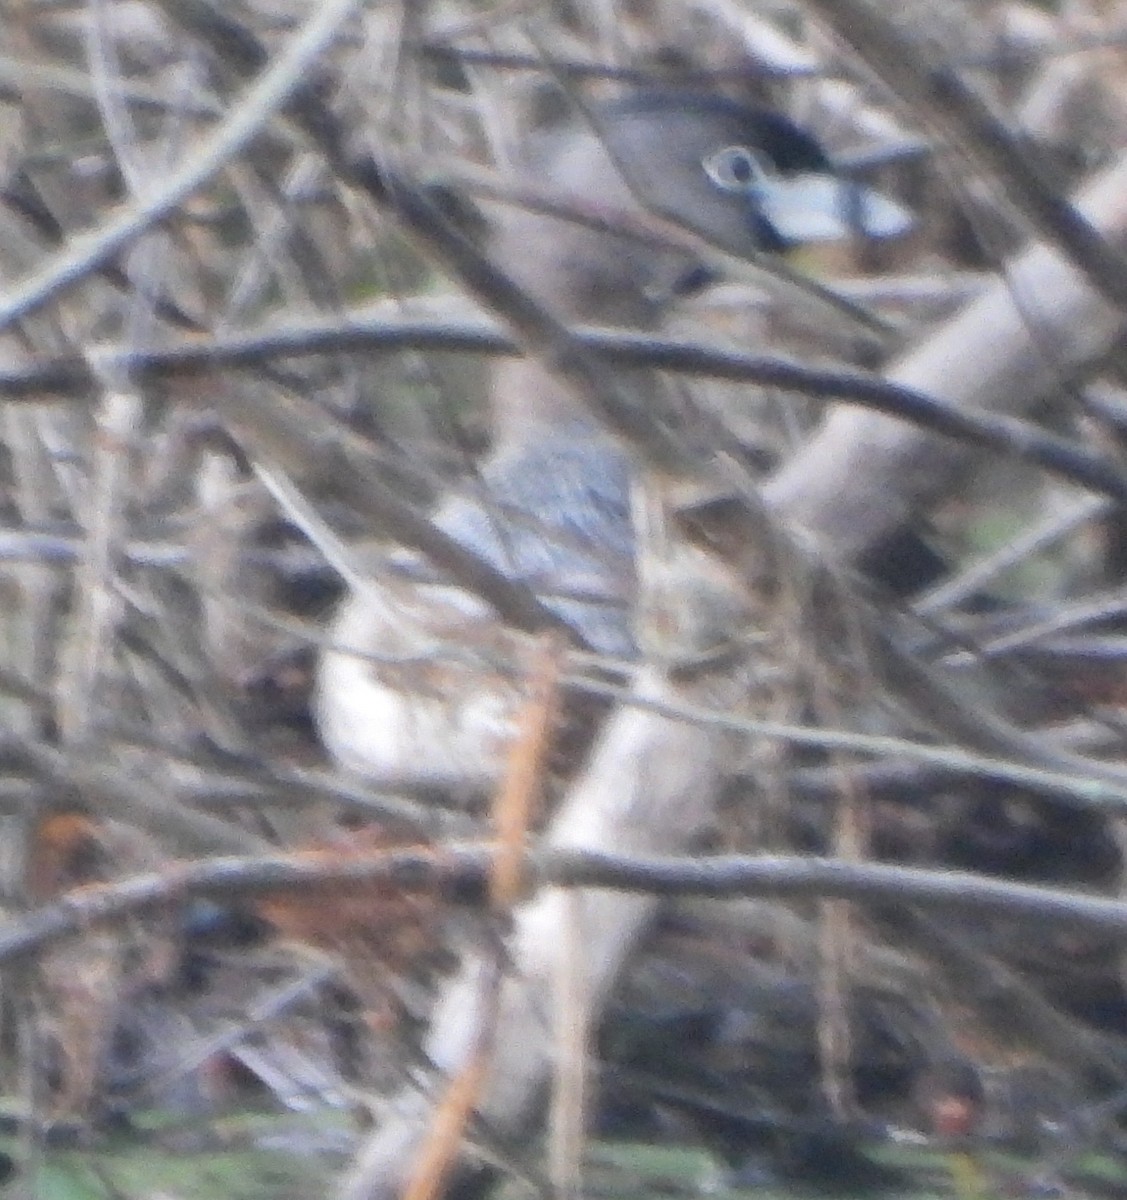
(486, 243, 693, 450)
(489, 358, 615, 451)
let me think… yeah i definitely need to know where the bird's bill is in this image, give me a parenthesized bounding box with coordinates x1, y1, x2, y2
(759, 174, 914, 243)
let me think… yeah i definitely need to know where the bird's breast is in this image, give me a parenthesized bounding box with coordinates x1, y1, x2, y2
(316, 577, 528, 796)
(315, 429, 639, 796)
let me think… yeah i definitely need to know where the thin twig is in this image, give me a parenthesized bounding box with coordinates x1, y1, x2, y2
(4, 311, 1126, 504)
(0, 0, 363, 334)
(4, 847, 1127, 969)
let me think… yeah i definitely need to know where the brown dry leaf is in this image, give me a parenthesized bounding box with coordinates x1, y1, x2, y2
(27, 811, 103, 902)
(255, 827, 453, 1017)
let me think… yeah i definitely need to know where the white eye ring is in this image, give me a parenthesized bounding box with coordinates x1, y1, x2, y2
(702, 145, 770, 194)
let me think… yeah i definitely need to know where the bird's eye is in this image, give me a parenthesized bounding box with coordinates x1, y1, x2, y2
(701, 145, 769, 194)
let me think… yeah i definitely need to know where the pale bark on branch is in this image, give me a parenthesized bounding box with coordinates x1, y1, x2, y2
(765, 152, 1127, 554)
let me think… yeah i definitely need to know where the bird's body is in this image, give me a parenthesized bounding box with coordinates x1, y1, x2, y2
(317, 420, 635, 792)
(315, 92, 910, 796)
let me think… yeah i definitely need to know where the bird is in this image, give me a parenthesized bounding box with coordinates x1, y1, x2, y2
(314, 90, 911, 799)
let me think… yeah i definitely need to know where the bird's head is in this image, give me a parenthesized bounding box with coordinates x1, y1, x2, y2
(589, 91, 911, 255)
(494, 90, 911, 326)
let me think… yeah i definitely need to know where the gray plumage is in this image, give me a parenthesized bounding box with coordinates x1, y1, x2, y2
(430, 421, 636, 656)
